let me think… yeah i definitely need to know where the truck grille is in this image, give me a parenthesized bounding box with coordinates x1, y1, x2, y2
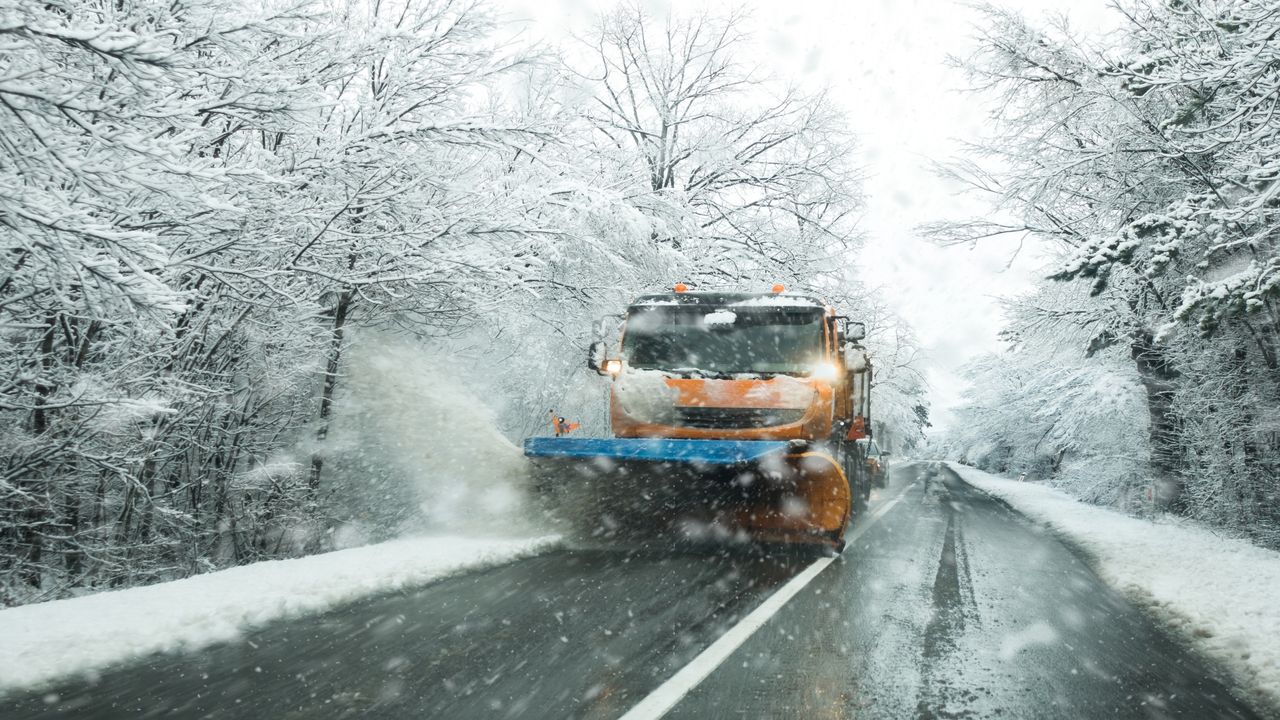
(674, 407, 805, 429)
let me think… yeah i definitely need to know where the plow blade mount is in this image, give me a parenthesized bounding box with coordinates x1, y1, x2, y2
(524, 437, 851, 548)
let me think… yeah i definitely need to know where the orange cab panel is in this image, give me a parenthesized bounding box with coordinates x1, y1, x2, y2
(610, 374, 835, 441)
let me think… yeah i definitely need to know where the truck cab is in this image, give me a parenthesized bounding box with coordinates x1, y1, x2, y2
(590, 290, 871, 446)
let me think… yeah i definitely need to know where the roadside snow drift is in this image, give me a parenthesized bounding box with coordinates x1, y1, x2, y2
(949, 463, 1280, 712)
(0, 534, 558, 696)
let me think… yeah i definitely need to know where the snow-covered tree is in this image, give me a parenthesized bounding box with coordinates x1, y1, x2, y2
(936, 0, 1280, 546)
(569, 2, 863, 294)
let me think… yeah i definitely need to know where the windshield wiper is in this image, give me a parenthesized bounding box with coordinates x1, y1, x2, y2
(665, 367, 735, 380)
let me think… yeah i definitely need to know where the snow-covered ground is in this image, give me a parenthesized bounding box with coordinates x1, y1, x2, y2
(0, 534, 559, 696)
(949, 462, 1280, 712)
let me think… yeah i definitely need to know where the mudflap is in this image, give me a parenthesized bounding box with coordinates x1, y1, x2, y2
(524, 438, 851, 551)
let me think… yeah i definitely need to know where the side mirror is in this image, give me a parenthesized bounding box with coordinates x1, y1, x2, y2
(881, 451, 892, 458)
(847, 321, 866, 341)
(587, 341, 607, 374)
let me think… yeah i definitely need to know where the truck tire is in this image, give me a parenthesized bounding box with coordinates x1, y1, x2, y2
(836, 440, 867, 520)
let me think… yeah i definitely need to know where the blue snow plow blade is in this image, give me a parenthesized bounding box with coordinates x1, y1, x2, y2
(523, 437, 790, 465)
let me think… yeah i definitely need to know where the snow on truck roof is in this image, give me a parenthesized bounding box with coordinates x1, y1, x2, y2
(630, 291, 826, 309)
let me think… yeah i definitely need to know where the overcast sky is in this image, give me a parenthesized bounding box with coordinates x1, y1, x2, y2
(507, 0, 1119, 430)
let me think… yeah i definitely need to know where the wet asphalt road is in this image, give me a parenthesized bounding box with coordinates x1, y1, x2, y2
(8, 462, 1268, 719)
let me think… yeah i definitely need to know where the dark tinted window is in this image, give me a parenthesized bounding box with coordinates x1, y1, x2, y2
(622, 307, 823, 374)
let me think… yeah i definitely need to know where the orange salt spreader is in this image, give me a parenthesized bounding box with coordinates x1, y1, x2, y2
(523, 286, 874, 554)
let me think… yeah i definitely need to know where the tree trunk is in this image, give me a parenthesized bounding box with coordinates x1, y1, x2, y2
(17, 314, 59, 588)
(31, 313, 56, 434)
(308, 289, 353, 491)
(1130, 329, 1183, 510)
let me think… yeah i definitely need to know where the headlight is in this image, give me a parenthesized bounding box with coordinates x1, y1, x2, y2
(604, 359, 622, 376)
(811, 361, 839, 382)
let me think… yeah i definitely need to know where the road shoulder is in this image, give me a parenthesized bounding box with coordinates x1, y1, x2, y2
(0, 534, 559, 697)
(948, 461, 1280, 716)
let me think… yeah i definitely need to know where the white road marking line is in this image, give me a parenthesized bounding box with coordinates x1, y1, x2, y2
(617, 493, 907, 720)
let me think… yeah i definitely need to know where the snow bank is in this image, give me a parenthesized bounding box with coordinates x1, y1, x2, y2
(0, 534, 559, 696)
(948, 463, 1280, 712)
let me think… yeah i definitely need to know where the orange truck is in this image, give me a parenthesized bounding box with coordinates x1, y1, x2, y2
(524, 286, 874, 553)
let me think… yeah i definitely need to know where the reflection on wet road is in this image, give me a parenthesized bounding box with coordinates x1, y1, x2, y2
(9, 463, 1266, 719)
(667, 463, 1261, 719)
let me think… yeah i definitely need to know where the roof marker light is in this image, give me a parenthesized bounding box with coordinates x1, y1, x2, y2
(772, 283, 785, 294)
(674, 283, 689, 293)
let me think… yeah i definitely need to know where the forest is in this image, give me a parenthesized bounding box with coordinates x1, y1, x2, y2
(935, 0, 1280, 549)
(0, 0, 927, 605)
(3, 0, 1277, 610)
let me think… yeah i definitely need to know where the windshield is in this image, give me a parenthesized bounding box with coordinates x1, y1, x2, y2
(621, 306, 824, 375)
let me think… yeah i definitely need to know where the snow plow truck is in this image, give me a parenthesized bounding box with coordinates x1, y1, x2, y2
(523, 285, 874, 554)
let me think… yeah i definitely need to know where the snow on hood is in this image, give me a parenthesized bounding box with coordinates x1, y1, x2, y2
(614, 366, 681, 423)
(615, 367, 817, 424)
(688, 373, 816, 409)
